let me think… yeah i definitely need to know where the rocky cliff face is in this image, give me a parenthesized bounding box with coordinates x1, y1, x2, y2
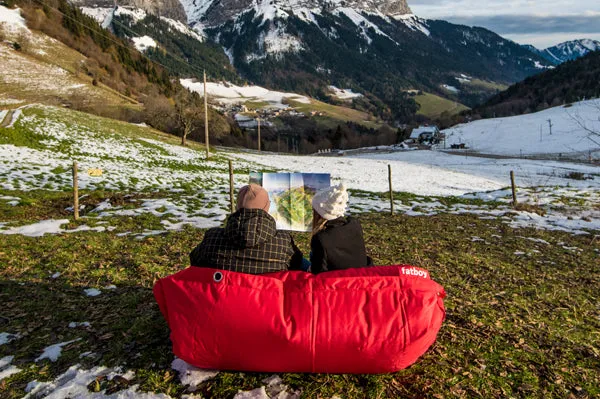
(182, 0, 412, 27)
(72, 0, 187, 22)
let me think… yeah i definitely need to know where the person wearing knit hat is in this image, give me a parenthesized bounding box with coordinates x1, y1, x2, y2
(236, 183, 270, 212)
(310, 183, 372, 274)
(311, 183, 348, 221)
(190, 184, 303, 274)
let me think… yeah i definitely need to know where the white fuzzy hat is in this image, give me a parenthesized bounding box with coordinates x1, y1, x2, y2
(312, 183, 348, 220)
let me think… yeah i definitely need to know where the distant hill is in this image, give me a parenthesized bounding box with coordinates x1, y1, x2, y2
(524, 39, 600, 64)
(471, 50, 600, 119)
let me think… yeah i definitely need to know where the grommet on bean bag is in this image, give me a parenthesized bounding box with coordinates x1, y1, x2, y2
(154, 265, 445, 374)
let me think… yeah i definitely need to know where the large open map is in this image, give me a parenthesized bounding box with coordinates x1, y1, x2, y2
(249, 172, 331, 231)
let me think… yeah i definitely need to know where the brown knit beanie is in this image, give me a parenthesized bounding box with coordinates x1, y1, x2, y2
(236, 184, 271, 212)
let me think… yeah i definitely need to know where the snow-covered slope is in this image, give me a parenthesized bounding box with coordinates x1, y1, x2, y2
(1, 104, 598, 236)
(0, 6, 135, 109)
(80, 6, 205, 43)
(181, 79, 310, 107)
(443, 99, 600, 159)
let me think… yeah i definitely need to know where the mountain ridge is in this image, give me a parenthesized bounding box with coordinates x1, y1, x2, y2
(524, 39, 600, 64)
(73, 0, 554, 123)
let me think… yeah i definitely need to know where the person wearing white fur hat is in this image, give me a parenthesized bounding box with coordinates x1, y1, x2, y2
(310, 183, 372, 273)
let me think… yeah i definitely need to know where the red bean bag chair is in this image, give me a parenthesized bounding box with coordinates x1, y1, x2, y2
(153, 265, 445, 374)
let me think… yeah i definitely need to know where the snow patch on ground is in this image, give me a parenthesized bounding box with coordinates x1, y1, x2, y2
(0, 332, 20, 345)
(232, 374, 300, 399)
(23, 365, 171, 398)
(35, 339, 81, 362)
(84, 288, 102, 297)
(80, 7, 113, 24)
(181, 79, 311, 107)
(0, 5, 29, 34)
(131, 36, 157, 52)
(0, 97, 24, 105)
(442, 84, 459, 93)
(171, 358, 219, 391)
(6, 108, 23, 128)
(0, 218, 107, 237)
(234, 387, 270, 399)
(0, 219, 69, 237)
(0, 355, 21, 381)
(328, 86, 362, 100)
(68, 322, 91, 328)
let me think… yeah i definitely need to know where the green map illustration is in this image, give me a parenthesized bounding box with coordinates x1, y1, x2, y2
(249, 172, 331, 231)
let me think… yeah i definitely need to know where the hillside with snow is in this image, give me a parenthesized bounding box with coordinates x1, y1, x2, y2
(443, 100, 600, 160)
(1, 103, 598, 237)
(0, 6, 136, 110)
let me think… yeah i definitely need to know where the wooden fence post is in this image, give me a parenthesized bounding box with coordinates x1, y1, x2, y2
(388, 164, 394, 215)
(229, 160, 234, 213)
(204, 70, 210, 159)
(73, 161, 79, 220)
(257, 118, 261, 152)
(510, 170, 517, 207)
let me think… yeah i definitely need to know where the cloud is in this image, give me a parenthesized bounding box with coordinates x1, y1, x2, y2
(502, 32, 600, 48)
(441, 14, 600, 35)
(408, 1, 600, 47)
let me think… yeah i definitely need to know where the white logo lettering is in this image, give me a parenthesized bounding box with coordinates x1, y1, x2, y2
(401, 267, 429, 279)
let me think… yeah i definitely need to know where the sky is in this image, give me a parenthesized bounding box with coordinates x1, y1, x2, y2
(409, 0, 600, 48)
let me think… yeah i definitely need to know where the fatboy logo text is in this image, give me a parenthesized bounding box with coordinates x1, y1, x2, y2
(401, 267, 429, 279)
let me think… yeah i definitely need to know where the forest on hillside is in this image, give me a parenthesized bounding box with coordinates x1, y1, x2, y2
(471, 50, 600, 119)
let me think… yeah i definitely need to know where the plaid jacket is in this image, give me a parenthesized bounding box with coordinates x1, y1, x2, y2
(190, 208, 304, 274)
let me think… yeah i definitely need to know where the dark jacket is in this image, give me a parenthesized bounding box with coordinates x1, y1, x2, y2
(310, 216, 372, 274)
(190, 208, 304, 274)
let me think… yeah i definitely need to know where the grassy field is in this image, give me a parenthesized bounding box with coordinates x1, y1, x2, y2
(464, 79, 509, 93)
(287, 99, 384, 130)
(414, 92, 470, 119)
(0, 188, 598, 398)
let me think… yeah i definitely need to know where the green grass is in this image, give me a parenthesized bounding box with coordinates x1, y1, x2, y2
(287, 99, 384, 130)
(0, 195, 598, 398)
(0, 105, 239, 183)
(414, 92, 469, 118)
(464, 79, 509, 92)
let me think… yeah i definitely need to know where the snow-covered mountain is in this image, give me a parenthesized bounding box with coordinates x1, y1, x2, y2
(180, 0, 412, 28)
(199, 2, 552, 113)
(72, 0, 187, 22)
(525, 39, 600, 64)
(74, 0, 554, 122)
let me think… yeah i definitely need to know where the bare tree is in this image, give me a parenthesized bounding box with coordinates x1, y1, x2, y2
(174, 91, 203, 146)
(566, 100, 600, 147)
(143, 95, 175, 133)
